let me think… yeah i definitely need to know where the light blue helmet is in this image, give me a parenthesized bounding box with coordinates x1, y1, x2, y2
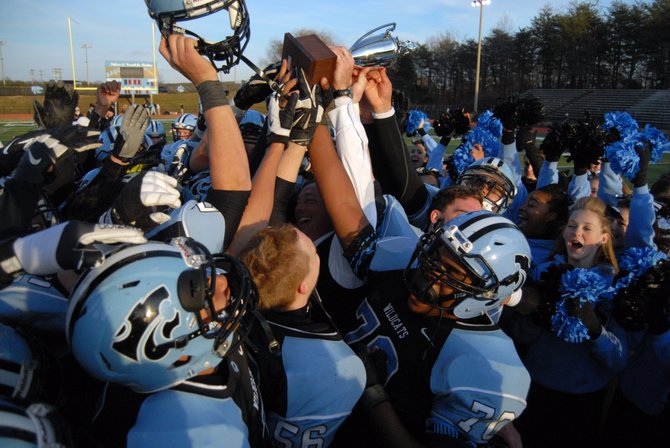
(404, 210, 531, 319)
(145, 119, 166, 146)
(66, 238, 257, 393)
(96, 115, 124, 162)
(171, 113, 197, 141)
(0, 274, 68, 332)
(0, 323, 48, 401)
(144, 0, 250, 73)
(457, 157, 517, 214)
(0, 399, 73, 447)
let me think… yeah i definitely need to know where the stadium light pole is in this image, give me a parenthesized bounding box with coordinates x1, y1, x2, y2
(81, 43, 92, 85)
(0, 41, 6, 86)
(471, 0, 490, 114)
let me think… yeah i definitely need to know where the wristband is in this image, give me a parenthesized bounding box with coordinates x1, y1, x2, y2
(197, 81, 230, 112)
(332, 87, 353, 99)
(357, 384, 389, 412)
(502, 129, 515, 145)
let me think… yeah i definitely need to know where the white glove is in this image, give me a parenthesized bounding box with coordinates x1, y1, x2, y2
(11, 221, 147, 275)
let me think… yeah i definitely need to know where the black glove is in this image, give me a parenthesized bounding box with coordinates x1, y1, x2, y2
(516, 127, 536, 153)
(9, 220, 146, 275)
(105, 171, 181, 231)
(565, 299, 602, 340)
(266, 91, 298, 146)
(354, 344, 389, 412)
(11, 126, 102, 185)
(290, 68, 330, 147)
(632, 142, 651, 188)
(33, 80, 79, 129)
(540, 127, 563, 163)
(233, 61, 282, 110)
(112, 105, 150, 161)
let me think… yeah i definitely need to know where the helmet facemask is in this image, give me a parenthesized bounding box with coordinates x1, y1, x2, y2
(459, 168, 515, 213)
(151, 0, 250, 73)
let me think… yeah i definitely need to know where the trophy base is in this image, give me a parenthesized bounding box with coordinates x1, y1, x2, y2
(282, 33, 336, 87)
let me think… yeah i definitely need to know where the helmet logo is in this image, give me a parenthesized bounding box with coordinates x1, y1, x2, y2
(112, 286, 180, 362)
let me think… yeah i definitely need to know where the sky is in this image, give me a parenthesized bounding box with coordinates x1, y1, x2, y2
(1, 0, 638, 85)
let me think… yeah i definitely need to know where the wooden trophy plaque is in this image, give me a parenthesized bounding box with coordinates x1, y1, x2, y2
(281, 33, 336, 87)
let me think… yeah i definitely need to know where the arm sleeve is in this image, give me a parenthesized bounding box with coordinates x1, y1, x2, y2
(568, 173, 590, 202)
(424, 137, 447, 173)
(366, 115, 429, 217)
(268, 178, 295, 226)
(329, 99, 376, 226)
(204, 189, 250, 250)
(597, 162, 623, 207)
(536, 160, 559, 189)
(589, 320, 628, 372)
(624, 185, 657, 250)
(0, 178, 43, 239)
(499, 142, 523, 187)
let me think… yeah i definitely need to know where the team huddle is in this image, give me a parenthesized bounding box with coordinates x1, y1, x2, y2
(0, 1, 669, 447)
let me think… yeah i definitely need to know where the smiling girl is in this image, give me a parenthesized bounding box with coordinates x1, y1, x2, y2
(501, 196, 627, 448)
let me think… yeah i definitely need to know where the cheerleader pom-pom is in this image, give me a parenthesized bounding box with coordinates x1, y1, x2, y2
(605, 138, 640, 180)
(452, 143, 476, 175)
(603, 111, 638, 138)
(452, 109, 472, 136)
(475, 110, 503, 138)
(404, 109, 430, 136)
(433, 112, 454, 137)
(639, 124, 670, 163)
(565, 115, 607, 169)
(551, 268, 612, 343)
(517, 96, 545, 127)
(492, 95, 519, 130)
(619, 246, 668, 276)
(464, 127, 500, 157)
(551, 301, 591, 343)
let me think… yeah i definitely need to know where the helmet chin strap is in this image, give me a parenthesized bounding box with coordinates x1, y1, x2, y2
(238, 54, 283, 93)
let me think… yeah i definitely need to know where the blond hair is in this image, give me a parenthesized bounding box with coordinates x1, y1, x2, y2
(557, 196, 619, 274)
(239, 224, 309, 310)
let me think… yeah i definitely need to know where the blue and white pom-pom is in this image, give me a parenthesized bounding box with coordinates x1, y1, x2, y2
(640, 124, 670, 163)
(602, 111, 638, 138)
(405, 109, 431, 135)
(474, 110, 503, 138)
(452, 143, 476, 175)
(614, 246, 669, 292)
(464, 126, 500, 156)
(605, 124, 669, 180)
(551, 268, 612, 343)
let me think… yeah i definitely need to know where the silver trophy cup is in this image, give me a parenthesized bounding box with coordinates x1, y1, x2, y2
(349, 23, 416, 67)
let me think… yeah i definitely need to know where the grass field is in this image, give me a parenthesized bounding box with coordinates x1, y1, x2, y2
(1, 113, 668, 186)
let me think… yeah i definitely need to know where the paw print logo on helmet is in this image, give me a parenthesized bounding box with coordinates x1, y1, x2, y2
(66, 238, 258, 393)
(404, 210, 531, 319)
(457, 157, 517, 214)
(145, 0, 250, 73)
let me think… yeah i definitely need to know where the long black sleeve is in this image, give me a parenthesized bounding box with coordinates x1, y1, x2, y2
(365, 116, 428, 216)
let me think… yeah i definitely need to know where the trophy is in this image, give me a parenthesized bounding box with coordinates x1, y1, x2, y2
(281, 33, 337, 87)
(349, 23, 416, 68)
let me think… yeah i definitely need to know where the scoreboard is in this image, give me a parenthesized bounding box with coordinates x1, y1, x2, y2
(105, 61, 158, 95)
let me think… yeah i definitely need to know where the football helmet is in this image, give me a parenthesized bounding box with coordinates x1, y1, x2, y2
(171, 113, 197, 141)
(404, 210, 531, 319)
(0, 323, 50, 401)
(96, 115, 124, 162)
(457, 157, 517, 213)
(0, 399, 73, 447)
(67, 238, 257, 393)
(146, 119, 167, 146)
(0, 274, 68, 332)
(145, 0, 250, 73)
